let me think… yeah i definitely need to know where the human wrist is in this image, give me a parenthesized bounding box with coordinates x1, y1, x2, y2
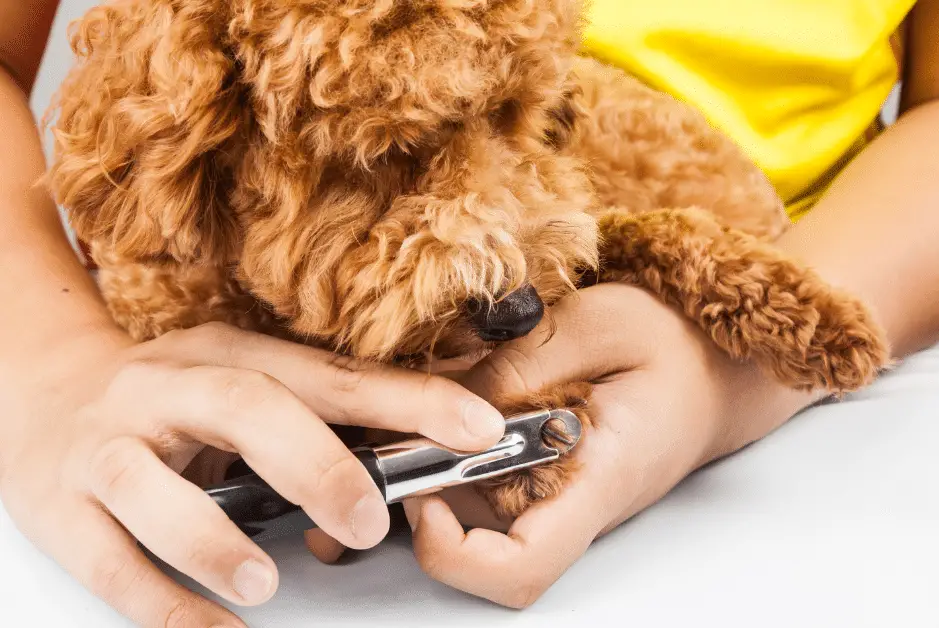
(0, 219, 132, 373)
(700, 358, 826, 467)
(0, 313, 130, 388)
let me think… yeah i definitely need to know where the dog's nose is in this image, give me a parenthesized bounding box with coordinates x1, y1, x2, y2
(468, 284, 545, 342)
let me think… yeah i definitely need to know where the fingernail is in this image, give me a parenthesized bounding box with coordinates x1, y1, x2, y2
(461, 398, 505, 442)
(351, 494, 389, 545)
(232, 559, 274, 604)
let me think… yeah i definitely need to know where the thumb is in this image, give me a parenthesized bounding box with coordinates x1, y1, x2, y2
(460, 284, 660, 401)
(458, 333, 577, 403)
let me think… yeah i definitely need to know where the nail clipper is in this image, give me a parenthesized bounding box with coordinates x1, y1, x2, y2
(204, 408, 582, 543)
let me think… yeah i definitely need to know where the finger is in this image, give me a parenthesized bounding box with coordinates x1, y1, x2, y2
(437, 484, 512, 532)
(51, 501, 245, 628)
(304, 529, 347, 564)
(105, 363, 390, 550)
(87, 438, 278, 607)
(167, 323, 505, 451)
(403, 477, 609, 609)
(460, 283, 663, 401)
(181, 447, 241, 487)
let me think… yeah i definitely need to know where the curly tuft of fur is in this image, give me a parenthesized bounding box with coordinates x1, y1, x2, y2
(46, 0, 244, 264)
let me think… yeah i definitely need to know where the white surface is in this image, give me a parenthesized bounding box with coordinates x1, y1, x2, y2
(3, 344, 938, 628)
(6, 3, 936, 627)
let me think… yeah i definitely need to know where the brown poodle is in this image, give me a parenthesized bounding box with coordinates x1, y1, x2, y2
(47, 0, 889, 528)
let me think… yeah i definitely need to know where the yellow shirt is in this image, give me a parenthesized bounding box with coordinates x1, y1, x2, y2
(582, 0, 915, 221)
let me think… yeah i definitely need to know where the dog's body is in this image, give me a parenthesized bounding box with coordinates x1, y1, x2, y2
(49, 0, 888, 520)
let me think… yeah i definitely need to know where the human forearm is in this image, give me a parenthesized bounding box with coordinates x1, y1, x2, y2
(0, 68, 122, 369)
(701, 100, 939, 453)
(776, 101, 939, 360)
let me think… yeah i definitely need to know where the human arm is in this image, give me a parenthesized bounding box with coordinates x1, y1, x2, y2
(0, 0, 119, 368)
(772, 0, 939, 362)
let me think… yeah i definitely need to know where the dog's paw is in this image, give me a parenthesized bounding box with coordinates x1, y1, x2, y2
(477, 382, 593, 520)
(753, 283, 892, 394)
(698, 231, 893, 393)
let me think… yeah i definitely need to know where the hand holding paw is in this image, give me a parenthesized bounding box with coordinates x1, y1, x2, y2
(403, 283, 821, 608)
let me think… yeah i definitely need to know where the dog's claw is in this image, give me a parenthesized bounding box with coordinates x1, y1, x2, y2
(541, 420, 577, 453)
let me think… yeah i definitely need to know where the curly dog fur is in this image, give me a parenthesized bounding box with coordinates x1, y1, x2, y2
(47, 0, 889, 524)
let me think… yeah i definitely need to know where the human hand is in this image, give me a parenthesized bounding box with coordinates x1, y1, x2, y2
(401, 283, 822, 608)
(0, 322, 505, 628)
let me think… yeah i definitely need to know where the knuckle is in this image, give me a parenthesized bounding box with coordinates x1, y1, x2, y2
(418, 374, 451, 404)
(154, 327, 187, 347)
(106, 360, 169, 401)
(306, 452, 363, 498)
(87, 439, 143, 502)
(179, 537, 219, 575)
(414, 376, 463, 433)
(0, 452, 13, 494)
(161, 598, 197, 628)
(85, 553, 139, 599)
(503, 579, 548, 609)
(483, 348, 540, 393)
(188, 322, 242, 359)
(206, 369, 282, 413)
(414, 549, 446, 581)
(0, 465, 25, 513)
(325, 354, 368, 394)
(412, 539, 451, 581)
(192, 320, 235, 341)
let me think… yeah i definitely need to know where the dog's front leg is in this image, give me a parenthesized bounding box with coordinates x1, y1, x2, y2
(595, 207, 892, 394)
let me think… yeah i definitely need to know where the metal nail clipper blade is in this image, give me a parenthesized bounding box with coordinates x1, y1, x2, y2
(204, 409, 582, 543)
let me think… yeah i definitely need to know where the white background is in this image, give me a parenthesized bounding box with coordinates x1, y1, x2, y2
(2, 2, 935, 627)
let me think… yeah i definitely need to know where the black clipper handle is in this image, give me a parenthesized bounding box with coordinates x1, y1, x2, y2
(204, 448, 386, 542)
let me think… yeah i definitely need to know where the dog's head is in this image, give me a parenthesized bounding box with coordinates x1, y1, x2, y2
(49, 0, 599, 361)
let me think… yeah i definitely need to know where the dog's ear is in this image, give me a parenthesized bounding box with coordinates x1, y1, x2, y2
(46, 1, 243, 264)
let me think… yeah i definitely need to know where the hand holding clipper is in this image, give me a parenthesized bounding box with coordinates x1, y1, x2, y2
(205, 409, 582, 542)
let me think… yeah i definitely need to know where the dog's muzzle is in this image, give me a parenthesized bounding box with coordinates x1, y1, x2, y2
(468, 284, 545, 342)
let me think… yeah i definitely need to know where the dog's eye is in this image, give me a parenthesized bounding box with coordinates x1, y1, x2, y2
(488, 99, 521, 134)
